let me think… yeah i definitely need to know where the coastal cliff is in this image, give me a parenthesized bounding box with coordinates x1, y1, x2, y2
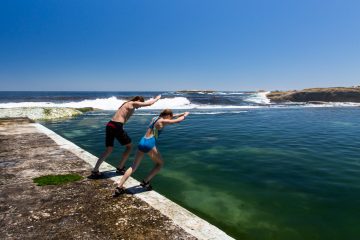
(266, 87, 360, 103)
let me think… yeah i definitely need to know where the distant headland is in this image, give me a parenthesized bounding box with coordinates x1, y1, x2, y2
(176, 90, 216, 94)
(266, 87, 360, 103)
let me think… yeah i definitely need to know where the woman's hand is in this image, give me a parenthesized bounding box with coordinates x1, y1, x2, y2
(183, 112, 190, 118)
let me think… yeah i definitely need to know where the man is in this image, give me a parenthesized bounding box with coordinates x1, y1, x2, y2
(90, 95, 161, 178)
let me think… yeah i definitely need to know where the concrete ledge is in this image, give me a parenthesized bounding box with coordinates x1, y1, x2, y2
(1, 119, 195, 239)
(34, 123, 234, 240)
(0, 117, 34, 124)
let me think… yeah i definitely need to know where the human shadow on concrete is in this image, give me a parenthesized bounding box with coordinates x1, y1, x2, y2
(125, 185, 152, 195)
(86, 170, 120, 180)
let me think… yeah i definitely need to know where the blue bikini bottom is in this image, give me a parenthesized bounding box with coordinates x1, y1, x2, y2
(138, 136, 156, 153)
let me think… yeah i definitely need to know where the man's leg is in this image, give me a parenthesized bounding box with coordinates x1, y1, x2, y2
(117, 143, 132, 170)
(93, 147, 113, 173)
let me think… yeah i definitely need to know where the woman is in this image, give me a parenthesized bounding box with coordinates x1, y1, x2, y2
(90, 95, 161, 178)
(113, 109, 190, 196)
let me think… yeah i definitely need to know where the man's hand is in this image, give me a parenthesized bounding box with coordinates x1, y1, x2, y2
(154, 95, 161, 101)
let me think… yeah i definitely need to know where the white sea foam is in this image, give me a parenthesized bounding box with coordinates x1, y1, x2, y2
(0, 96, 265, 110)
(1, 95, 359, 111)
(245, 91, 271, 105)
(0, 97, 200, 110)
(145, 97, 196, 109)
(0, 97, 120, 110)
(304, 102, 360, 108)
(189, 111, 248, 114)
(135, 111, 248, 116)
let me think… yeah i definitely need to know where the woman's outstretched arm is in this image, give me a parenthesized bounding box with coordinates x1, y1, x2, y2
(162, 112, 190, 124)
(172, 112, 187, 118)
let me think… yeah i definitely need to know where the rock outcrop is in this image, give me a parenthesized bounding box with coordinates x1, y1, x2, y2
(0, 107, 95, 120)
(266, 87, 360, 103)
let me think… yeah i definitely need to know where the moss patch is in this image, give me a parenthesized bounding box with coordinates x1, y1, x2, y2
(33, 174, 83, 186)
(43, 108, 52, 116)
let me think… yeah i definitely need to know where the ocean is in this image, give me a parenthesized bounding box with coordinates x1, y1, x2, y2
(1, 91, 360, 240)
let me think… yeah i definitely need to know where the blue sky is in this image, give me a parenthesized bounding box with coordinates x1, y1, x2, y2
(0, 0, 359, 91)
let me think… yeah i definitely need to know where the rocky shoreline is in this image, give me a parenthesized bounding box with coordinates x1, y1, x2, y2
(0, 107, 95, 120)
(266, 87, 360, 103)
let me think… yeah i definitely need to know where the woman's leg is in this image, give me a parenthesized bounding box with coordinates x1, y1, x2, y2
(117, 150, 145, 188)
(143, 147, 164, 183)
(93, 147, 113, 173)
(117, 143, 132, 169)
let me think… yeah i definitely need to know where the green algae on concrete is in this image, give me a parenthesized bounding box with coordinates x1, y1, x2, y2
(33, 174, 83, 186)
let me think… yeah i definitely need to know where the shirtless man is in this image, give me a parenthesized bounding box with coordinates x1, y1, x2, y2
(90, 95, 161, 178)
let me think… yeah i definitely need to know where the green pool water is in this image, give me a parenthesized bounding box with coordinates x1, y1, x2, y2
(42, 107, 360, 240)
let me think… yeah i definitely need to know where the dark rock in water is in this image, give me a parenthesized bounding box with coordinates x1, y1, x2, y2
(307, 101, 328, 105)
(266, 87, 360, 103)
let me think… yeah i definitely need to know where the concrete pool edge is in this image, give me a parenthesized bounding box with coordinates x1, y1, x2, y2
(34, 123, 235, 240)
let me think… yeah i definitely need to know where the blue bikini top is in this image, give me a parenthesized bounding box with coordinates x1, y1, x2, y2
(149, 116, 162, 139)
